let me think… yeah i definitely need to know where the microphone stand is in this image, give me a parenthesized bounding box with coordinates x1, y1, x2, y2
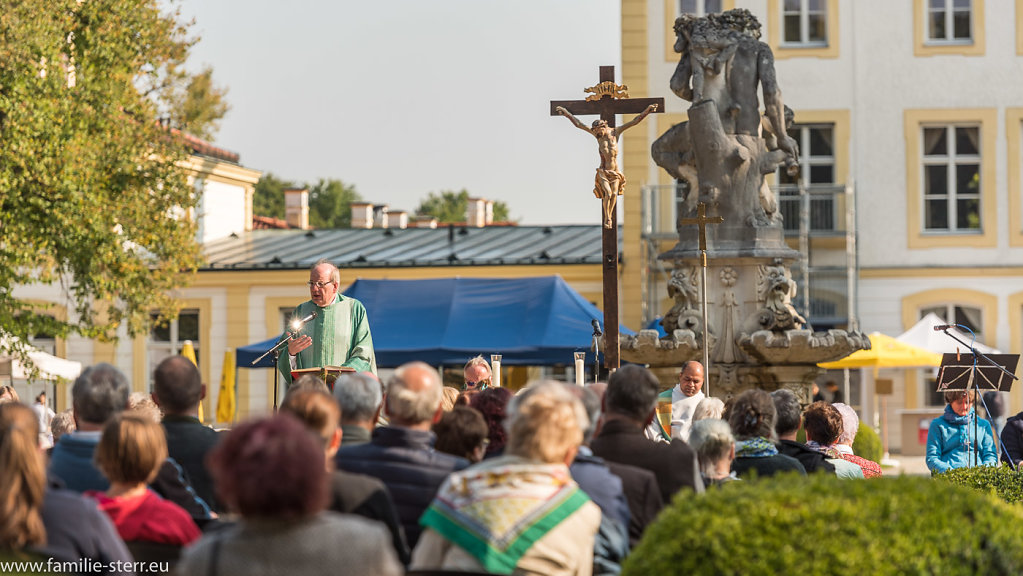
(591, 320, 602, 384)
(254, 311, 318, 412)
(253, 335, 294, 412)
(936, 325, 1019, 470)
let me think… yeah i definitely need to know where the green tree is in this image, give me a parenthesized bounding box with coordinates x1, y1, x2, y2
(165, 66, 230, 141)
(252, 173, 294, 220)
(308, 179, 361, 229)
(0, 0, 206, 365)
(415, 189, 511, 223)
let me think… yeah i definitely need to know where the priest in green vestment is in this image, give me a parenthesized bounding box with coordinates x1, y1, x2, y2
(277, 260, 377, 386)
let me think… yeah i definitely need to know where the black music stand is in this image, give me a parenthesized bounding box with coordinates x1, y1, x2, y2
(935, 352, 1019, 468)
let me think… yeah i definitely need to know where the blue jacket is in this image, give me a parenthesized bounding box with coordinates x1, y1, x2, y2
(926, 406, 998, 474)
(336, 426, 468, 549)
(49, 432, 107, 493)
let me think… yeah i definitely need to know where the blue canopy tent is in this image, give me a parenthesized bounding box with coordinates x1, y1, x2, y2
(237, 335, 284, 368)
(236, 276, 634, 369)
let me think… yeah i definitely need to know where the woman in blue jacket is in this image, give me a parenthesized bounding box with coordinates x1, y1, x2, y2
(926, 390, 998, 474)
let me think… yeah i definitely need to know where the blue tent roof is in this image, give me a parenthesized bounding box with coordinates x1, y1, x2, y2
(236, 276, 633, 369)
(237, 335, 285, 368)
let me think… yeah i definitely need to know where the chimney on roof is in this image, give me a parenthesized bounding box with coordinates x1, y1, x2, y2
(284, 188, 309, 230)
(385, 210, 408, 229)
(413, 215, 438, 229)
(466, 197, 493, 228)
(351, 202, 374, 229)
(374, 205, 390, 228)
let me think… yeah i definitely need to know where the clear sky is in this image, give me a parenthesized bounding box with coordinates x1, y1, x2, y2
(176, 0, 623, 225)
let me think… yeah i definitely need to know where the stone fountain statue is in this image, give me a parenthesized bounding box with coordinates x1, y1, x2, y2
(621, 9, 868, 402)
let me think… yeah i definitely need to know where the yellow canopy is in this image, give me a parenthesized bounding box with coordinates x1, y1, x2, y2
(819, 332, 943, 370)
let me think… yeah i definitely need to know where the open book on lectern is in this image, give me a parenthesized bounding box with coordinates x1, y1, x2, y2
(935, 353, 1019, 392)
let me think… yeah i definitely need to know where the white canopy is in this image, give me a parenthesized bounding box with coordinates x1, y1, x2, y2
(896, 312, 1000, 355)
(0, 338, 82, 381)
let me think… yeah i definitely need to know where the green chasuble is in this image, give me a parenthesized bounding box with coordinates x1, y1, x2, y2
(277, 293, 377, 385)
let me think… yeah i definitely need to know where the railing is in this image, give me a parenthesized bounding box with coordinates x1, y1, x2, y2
(639, 181, 857, 330)
(640, 183, 848, 236)
(774, 184, 848, 235)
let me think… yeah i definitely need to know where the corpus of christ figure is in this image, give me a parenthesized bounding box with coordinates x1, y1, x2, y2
(555, 103, 658, 228)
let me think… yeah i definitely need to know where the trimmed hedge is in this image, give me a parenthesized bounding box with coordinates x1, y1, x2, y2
(935, 465, 1023, 505)
(623, 473, 1023, 576)
(853, 422, 883, 464)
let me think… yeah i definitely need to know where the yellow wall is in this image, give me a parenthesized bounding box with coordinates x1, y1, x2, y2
(1006, 108, 1023, 247)
(622, 0, 651, 332)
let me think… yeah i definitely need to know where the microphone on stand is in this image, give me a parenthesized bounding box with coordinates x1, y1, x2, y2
(291, 311, 317, 332)
(933, 324, 954, 331)
(591, 319, 602, 337)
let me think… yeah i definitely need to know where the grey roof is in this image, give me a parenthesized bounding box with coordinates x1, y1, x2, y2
(201, 225, 619, 270)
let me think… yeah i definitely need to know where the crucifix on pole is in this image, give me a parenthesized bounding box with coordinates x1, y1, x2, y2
(680, 201, 723, 391)
(551, 65, 663, 373)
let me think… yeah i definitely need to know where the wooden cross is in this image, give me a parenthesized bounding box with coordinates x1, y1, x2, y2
(550, 65, 664, 372)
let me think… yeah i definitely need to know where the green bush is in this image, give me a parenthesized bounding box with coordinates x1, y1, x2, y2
(935, 465, 1023, 505)
(623, 474, 1023, 576)
(853, 421, 883, 464)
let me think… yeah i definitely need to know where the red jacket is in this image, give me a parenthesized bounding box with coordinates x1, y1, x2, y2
(86, 489, 200, 546)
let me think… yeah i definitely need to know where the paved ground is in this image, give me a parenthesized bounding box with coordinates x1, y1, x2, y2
(881, 454, 930, 476)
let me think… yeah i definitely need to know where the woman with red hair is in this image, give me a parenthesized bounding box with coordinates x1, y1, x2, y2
(178, 415, 402, 576)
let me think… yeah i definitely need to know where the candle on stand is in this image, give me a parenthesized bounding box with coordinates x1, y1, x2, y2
(491, 354, 502, 388)
(574, 352, 586, 386)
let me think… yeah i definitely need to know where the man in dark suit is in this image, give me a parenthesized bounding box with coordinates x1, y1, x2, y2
(337, 362, 469, 549)
(152, 355, 221, 511)
(771, 388, 836, 475)
(566, 385, 630, 573)
(591, 365, 704, 503)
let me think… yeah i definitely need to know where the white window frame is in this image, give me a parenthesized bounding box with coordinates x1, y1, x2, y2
(926, 0, 973, 44)
(778, 123, 837, 231)
(279, 306, 297, 333)
(781, 0, 828, 47)
(922, 124, 982, 233)
(680, 0, 723, 16)
(148, 309, 201, 388)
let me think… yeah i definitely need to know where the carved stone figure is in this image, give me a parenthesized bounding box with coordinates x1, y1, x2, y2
(620, 8, 870, 396)
(652, 9, 798, 227)
(661, 265, 698, 334)
(749, 259, 806, 332)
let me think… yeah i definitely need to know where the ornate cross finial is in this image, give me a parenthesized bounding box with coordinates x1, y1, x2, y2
(584, 81, 629, 101)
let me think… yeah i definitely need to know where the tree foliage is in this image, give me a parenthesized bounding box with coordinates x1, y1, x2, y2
(0, 0, 208, 362)
(252, 175, 361, 229)
(308, 179, 361, 229)
(164, 66, 230, 141)
(415, 189, 512, 223)
(252, 172, 293, 220)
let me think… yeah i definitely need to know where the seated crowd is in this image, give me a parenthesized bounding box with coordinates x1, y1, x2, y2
(6, 354, 1012, 576)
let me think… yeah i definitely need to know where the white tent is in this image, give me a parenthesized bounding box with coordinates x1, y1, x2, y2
(0, 338, 82, 381)
(896, 312, 1000, 355)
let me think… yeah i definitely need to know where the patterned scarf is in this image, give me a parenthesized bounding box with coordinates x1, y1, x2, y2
(419, 458, 591, 575)
(735, 436, 779, 458)
(805, 440, 844, 459)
